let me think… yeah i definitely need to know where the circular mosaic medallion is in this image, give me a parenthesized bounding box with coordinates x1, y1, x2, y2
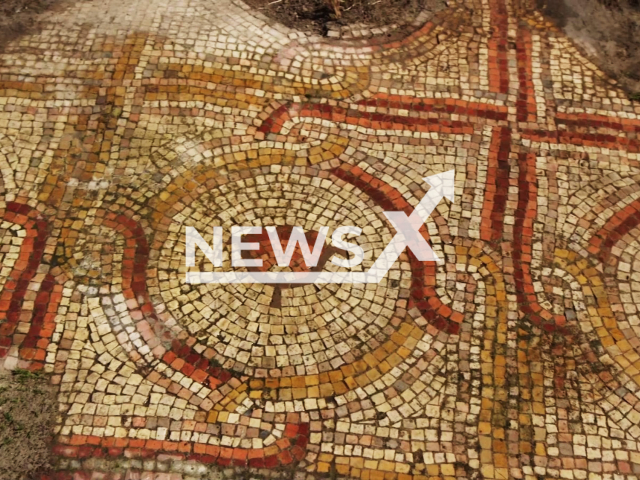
(150, 165, 411, 376)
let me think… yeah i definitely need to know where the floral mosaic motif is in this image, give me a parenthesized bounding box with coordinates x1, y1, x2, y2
(1, 0, 640, 478)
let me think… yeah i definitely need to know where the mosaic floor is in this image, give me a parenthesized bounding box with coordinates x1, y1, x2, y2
(1, 0, 640, 478)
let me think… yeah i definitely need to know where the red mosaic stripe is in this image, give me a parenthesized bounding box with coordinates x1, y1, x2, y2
(356, 96, 509, 120)
(258, 102, 476, 135)
(588, 197, 640, 265)
(332, 164, 462, 334)
(516, 27, 536, 123)
(521, 130, 640, 152)
(54, 421, 309, 468)
(511, 153, 567, 331)
(481, 127, 511, 242)
(0, 202, 51, 362)
(488, 0, 509, 94)
(555, 112, 640, 132)
(18, 273, 62, 369)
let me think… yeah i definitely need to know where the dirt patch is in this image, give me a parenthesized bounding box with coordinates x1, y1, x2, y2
(0, 0, 61, 51)
(539, 0, 640, 98)
(0, 369, 58, 480)
(241, 0, 444, 37)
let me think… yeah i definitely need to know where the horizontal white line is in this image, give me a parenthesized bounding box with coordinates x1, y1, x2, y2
(185, 271, 384, 284)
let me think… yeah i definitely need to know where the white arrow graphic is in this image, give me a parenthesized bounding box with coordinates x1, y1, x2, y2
(185, 169, 455, 284)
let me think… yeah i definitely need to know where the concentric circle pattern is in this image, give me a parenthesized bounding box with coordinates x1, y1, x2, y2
(152, 167, 409, 375)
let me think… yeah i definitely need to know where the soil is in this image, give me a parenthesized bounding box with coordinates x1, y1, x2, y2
(241, 0, 444, 36)
(0, 369, 58, 480)
(538, 0, 640, 98)
(0, 0, 60, 51)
